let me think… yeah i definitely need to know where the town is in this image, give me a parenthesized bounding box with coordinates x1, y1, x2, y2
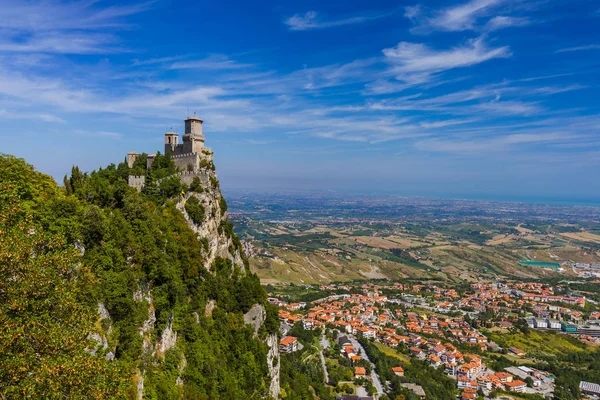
(271, 280, 600, 400)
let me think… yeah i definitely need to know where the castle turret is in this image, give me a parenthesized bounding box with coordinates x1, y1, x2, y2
(127, 152, 139, 168)
(164, 130, 179, 154)
(183, 115, 205, 154)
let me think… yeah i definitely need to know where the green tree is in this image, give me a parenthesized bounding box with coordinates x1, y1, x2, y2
(0, 174, 127, 399)
(185, 196, 205, 225)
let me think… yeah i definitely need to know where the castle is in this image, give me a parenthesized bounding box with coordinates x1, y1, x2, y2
(127, 115, 214, 190)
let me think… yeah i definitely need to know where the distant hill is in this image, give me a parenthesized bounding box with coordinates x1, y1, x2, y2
(230, 211, 600, 285)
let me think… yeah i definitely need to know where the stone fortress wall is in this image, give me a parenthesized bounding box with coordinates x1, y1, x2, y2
(128, 175, 146, 191)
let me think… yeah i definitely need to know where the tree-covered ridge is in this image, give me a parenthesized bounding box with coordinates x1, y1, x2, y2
(0, 154, 277, 399)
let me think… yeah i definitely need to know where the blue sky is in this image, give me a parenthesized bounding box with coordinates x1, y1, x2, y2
(1, 0, 599, 201)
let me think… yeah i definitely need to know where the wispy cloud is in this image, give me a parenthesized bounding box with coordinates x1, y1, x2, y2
(555, 44, 600, 53)
(429, 0, 503, 31)
(0, 0, 151, 54)
(0, 0, 152, 31)
(474, 100, 542, 115)
(415, 132, 578, 153)
(284, 10, 388, 31)
(0, 32, 122, 54)
(382, 37, 511, 83)
(404, 5, 421, 21)
(169, 54, 254, 70)
(0, 109, 65, 123)
(484, 16, 531, 31)
(73, 130, 123, 139)
(407, 0, 504, 33)
(406, 0, 533, 34)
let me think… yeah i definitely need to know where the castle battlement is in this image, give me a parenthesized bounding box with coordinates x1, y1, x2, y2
(178, 170, 205, 176)
(170, 153, 196, 159)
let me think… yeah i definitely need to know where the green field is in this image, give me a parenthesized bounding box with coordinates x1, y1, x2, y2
(519, 261, 560, 269)
(484, 330, 589, 359)
(374, 343, 412, 366)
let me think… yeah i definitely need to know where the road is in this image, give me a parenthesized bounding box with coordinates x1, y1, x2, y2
(348, 335, 385, 398)
(318, 332, 330, 383)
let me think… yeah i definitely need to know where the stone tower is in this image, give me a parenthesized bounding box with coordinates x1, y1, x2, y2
(164, 130, 179, 154)
(182, 115, 205, 154)
(127, 152, 139, 168)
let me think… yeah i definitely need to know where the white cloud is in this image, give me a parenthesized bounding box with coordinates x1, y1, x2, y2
(404, 5, 421, 21)
(555, 44, 600, 53)
(409, 0, 504, 32)
(419, 119, 477, 128)
(284, 10, 387, 31)
(73, 130, 123, 139)
(474, 100, 542, 115)
(0, 0, 150, 54)
(484, 16, 530, 31)
(0, 0, 151, 31)
(382, 37, 511, 83)
(169, 55, 255, 70)
(407, 0, 533, 34)
(0, 109, 65, 123)
(0, 32, 121, 54)
(415, 132, 575, 153)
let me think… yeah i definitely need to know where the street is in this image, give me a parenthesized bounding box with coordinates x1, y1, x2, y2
(348, 335, 385, 398)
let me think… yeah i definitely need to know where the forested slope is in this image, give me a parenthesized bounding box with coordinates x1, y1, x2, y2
(0, 153, 279, 399)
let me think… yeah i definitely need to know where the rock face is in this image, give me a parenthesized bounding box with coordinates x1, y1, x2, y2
(244, 304, 281, 399)
(135, 284, 156, 353)
(244, 304, 266, 335)
(155, 314, 177, 358)
(175, 167, 246, 273)
(266, 333, 281, 400)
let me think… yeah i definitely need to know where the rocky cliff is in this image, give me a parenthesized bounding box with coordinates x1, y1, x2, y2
(110, 158, 281, 399)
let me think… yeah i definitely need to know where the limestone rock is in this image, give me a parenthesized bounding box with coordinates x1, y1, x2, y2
(266, 333, 281, 400)
(243, 304, 266, 337)
(204, 300, 216, 317)
(155, 314, 177, 358)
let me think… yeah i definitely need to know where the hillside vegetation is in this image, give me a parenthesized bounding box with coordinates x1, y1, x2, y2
(0, 154, 278, 399)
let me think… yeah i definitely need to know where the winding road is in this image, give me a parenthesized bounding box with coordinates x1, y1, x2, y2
(348, 335, 385, 398)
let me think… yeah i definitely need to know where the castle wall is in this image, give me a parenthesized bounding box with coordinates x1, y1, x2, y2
(166, 143, 186, 156)
(153, 170, 211, 189)
(171, 153, 200, 172)
(177, 170, 211, 186)
(128, 175, 146, 192)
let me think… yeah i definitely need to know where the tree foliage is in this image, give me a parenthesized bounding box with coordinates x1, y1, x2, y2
(0, 156, 127, 399)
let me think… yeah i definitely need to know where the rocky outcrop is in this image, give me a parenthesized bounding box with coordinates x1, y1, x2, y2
(244, 304, 280, 399)
(135, 369, 144, 400)
(88, 302, 114, 360)
(176, 167, 246, 273)
(266, 333, 281, 400)
(244, 304, 266, 336)
(135, 285, 156, 353)
(155, 314, 177, 358)
(204, 300, 215, 317)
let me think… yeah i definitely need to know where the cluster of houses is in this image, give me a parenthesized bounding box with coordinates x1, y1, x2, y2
(272, 281, 574, 398)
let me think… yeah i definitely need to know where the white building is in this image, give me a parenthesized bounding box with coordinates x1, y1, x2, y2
(546, 319, 561, 329)
(534, 319, 548, 329)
